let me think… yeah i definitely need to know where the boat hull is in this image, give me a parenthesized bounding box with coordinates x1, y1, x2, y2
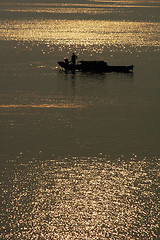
(57, 61, 134, 73)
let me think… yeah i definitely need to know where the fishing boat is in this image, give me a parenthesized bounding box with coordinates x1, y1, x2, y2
(57, 59, 134, 73)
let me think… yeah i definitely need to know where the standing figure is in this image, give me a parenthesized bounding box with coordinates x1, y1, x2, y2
(71, 53, 78, 66)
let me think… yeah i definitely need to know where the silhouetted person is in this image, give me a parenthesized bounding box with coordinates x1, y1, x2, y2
(71, 53, 78, 66)
(64, 58, 69, 71)
(64, 58, 69, 66)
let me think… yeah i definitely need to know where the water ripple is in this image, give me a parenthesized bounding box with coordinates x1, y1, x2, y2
(1, 156, 159, 239)
(1, 19, 159, 50)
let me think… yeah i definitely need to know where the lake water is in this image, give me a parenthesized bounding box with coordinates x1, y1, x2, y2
(0, 0, 160, 239)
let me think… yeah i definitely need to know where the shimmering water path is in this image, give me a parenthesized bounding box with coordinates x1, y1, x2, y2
(1, 156, 159, 239)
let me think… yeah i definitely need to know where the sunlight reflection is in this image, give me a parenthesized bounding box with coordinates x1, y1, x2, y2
(0, 1, 159, 8)
(1, 156, 159, 239)
(0, 104, 83, 109)
(1, 19, 159, 50)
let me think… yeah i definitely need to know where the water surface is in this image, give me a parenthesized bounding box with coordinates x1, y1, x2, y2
(0, 0, 160, 239)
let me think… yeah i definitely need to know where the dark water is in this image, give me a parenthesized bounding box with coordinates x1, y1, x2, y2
(0, 1, 160, 239)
